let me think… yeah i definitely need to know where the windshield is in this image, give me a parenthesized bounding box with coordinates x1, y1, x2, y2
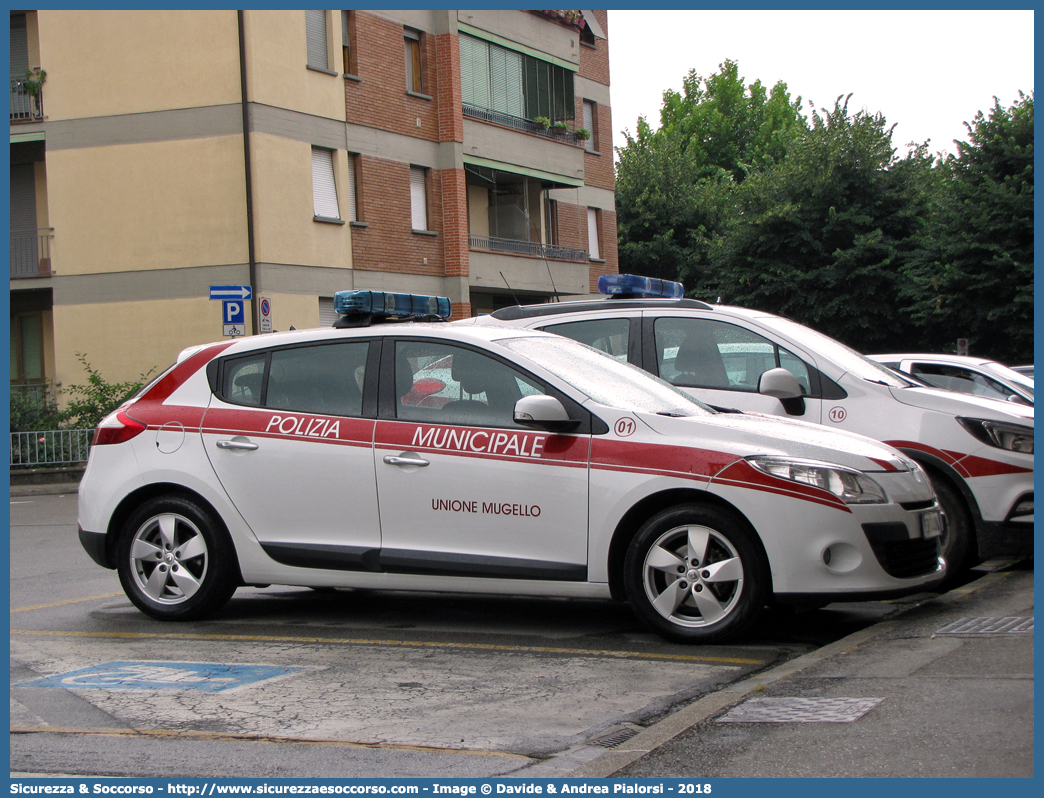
(498, 335, 715, 417)
(758, 317, 917, 388)
(984, 362, 1034, 395)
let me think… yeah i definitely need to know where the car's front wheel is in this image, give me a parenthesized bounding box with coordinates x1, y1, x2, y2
(624, 503, 768, 643)
(117, 495, 238, 621)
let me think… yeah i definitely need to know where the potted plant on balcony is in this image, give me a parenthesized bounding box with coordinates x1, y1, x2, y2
(552, 120, 569, 136)
(22, 67, 46, 97)
(534, 116, 551, 132)
(22, 67, 46, 117)
(574, 128, 591, 141)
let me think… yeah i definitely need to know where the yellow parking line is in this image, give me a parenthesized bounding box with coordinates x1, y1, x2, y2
(10, 629, 764, 665)
(10, 725, 529, 759)
(11, 593, 124, 613)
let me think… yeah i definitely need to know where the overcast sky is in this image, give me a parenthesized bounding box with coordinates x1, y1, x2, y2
(605, 9, 1034, 158)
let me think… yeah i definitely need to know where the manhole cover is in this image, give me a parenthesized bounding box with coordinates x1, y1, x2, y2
(717, 697, 884, 723)
(935, 617, 1034, 636)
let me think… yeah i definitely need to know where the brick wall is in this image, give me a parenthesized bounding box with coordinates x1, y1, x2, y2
(579, 10, 610, 85)
(345, 12, 440, 142)
(352, 156, 445, 276)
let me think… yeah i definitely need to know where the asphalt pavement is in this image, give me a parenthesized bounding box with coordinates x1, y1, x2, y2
(568, 559, 1034, 778)
(11, 481, 1033, 778)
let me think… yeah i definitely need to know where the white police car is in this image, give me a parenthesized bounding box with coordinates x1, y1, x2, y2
(467, 275, 1034, 577)
(78, 290, 944, 643)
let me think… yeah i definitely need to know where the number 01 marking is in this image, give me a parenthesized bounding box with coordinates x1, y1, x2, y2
(615, 417, 636, 437)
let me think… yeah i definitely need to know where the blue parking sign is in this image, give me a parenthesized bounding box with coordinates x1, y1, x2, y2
(223, 300, 245, 325)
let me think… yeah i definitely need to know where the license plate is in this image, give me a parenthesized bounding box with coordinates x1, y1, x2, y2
(921, 510, 944, 540)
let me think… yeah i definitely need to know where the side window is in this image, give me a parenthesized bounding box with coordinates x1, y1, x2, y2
(654, 318, 811, 395)
(395, 341, 545, 428)
(223, 354, 267, 406)
(542, 318, 630, 361)
(221, 342, 369, 417)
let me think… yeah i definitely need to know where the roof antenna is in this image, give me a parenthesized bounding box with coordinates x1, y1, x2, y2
(500, 271, 521, 305)
(544, 260, 559, 301)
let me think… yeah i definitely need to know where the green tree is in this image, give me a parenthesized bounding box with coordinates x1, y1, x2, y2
(903, 93, 1034, 362)
(615, 60, 806, 287)
(713, 96, 933, 352)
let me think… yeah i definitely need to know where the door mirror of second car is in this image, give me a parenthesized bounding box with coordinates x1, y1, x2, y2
(759, 367, 805, 416)
(513, 395, 581, 433)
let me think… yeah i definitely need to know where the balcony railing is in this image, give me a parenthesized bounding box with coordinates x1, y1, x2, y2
(10, 81, 44, 122)
(470, 234, 588, 262)
(463, 104, 582, 145)
(11, 229, 54, 278)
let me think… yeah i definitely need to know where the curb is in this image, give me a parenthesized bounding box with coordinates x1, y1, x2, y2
(9, 482, 82, 497)
(566, 570, 1014, 778)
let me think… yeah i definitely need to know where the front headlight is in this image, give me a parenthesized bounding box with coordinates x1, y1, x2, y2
(746, 456, 888, 504)
(957, 418, 1034, 454)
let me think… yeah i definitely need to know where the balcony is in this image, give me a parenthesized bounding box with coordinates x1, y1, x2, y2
(11, 229, 54, 278)
(469, 234, 587, 262)
(10, 80, 44, 123)
(463, 104, 583, 145)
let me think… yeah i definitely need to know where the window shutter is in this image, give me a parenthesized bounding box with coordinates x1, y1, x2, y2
(346, 154, 358, 222)
(18, 314, 43, 381)
(410, 166, 428, 231)
(312, 147, 340, 219)
(587, 208, 600, 259)
(459, 35, 490, 109)
(306, 10, 328, 70)
(583, 101, 595, 151)
(318, 297, 338, 328)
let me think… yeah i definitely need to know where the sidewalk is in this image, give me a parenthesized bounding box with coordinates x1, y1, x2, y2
(571, 561, 1034, 778)
(9, 481, 81, 497)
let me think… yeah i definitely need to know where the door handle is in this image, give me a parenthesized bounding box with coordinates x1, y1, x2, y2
(216, 439, 259, 451)
(383, 454, 429, 467)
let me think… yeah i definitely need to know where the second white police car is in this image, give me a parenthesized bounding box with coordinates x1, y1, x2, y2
(469, 275, 1033, 579)
(79, 291, 944, 643)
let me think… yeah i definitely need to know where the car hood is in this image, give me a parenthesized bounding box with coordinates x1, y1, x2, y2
(888, 385, 1034, 425)
(633, 409, 911, 473)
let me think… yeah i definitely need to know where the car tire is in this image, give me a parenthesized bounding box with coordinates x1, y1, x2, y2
(929, 473, 977, 579)
(117, 495, 238, 621)
(623, 503, 768, 643)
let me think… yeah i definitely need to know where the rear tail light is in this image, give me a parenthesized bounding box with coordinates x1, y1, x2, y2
(92, 408, 147, 446)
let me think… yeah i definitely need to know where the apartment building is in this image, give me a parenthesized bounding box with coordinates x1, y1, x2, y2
(9, 9, 617, 395)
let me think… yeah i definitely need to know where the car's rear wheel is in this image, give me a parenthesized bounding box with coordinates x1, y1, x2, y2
(928, 473, 976, 580)
(117, 495, 238, 621)
(624, 503, 768, 643)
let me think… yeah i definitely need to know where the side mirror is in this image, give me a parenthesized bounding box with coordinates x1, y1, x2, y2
(759, 368, 802, 399)
(1008, 394, 1030, 406)
(514, 395, 580, 432)
(759, 368, 805, 416)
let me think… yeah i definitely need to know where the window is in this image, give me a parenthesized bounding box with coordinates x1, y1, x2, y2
(410, 166, 429, 231)
(305, 10, 329, 71)
(582, 100, 597, 151)
(544, 197, 559, 247)
(346, 153, 359, 222)
(221, 342, 369, 418)
(911, 363, 1020, 403)
(341, 11, 357, 75)
(311, 147, 340, 220)
(459, 33, 575, 123)
(404, 28, 424, 94)
(587, 208, 601, 260)
(543, 318, 630, 362)
(653, 318, 811, 395)
(10, 312, 44, 384)
(395, 341, 545, 428)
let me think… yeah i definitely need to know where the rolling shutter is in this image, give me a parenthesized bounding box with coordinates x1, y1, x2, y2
(410, 166, 428, 231)
(306, 10, 328, 70)
(587, 208, 600, 259)
(311, 147, 340, 219)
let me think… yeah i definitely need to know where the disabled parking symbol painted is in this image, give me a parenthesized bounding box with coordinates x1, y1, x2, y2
(17, 661, 304, 692)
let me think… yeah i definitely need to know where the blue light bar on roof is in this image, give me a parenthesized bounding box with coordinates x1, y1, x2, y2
(334, 290, 452, 319)
(598, 274, 684, 299)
